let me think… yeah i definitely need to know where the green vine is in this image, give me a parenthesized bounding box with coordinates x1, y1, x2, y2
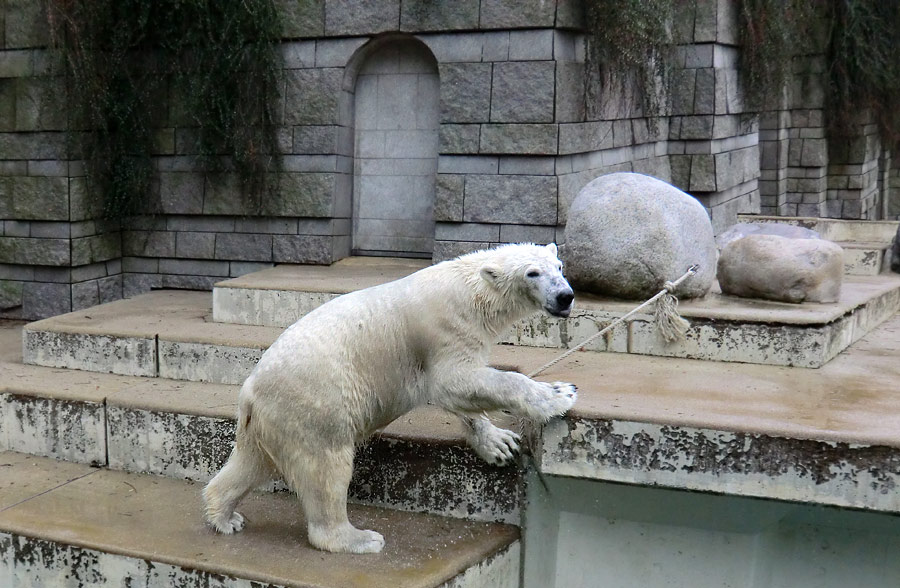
(738, 0, 817, 111)
(828, 0, 900, 144)
(584, 0, 676, 124)
(47, 0, 282, 220)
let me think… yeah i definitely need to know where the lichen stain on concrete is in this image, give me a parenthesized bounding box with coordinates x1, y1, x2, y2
(550, 417, 900, 496)
(6, 394, 104, 464)
(351, 437, 520, 524)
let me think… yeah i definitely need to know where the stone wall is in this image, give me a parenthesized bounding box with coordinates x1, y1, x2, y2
(0, 0, 898, 319)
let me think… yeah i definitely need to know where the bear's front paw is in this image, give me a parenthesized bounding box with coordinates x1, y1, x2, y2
(469, 423, 521, 466)
(527, 381, 577, 421)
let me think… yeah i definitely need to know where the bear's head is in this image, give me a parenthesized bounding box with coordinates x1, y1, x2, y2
(479, 243, 575, 318)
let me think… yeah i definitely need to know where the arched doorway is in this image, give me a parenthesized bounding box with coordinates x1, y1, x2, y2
(351, 39, 439, 258)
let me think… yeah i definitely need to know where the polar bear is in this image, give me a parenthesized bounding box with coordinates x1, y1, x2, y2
(203, 243, 577, 553)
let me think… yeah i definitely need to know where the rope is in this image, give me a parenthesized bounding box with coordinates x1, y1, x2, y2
(527, 264, 699, 378)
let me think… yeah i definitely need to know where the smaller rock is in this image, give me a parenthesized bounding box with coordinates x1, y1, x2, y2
(718, 234, 844, 303)
(716, 222, 820, 250)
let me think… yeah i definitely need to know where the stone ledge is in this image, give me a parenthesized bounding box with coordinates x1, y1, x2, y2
(0, 452, 520, 588)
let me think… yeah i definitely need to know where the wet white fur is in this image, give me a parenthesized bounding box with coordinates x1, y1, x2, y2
(203, 243, 577, 553)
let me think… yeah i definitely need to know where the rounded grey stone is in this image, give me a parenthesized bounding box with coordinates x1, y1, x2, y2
(564, 172, 716, 300)
(716, 222, 820, 251)
(718, 234, 844, 304)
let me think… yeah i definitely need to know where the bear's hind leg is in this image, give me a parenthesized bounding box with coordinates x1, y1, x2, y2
(203, 441, 274, 534)
(282, 444, 385, 554)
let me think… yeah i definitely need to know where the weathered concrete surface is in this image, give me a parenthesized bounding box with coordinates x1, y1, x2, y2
(104, 379, 521, 523)
(738, 215, 899, 244)
(213, 256, 429, 326)
(839, 241, 891, 276)
(209, 262, 900, 367)
(0, 453, 520, 588)
(520, 312, 900, 512)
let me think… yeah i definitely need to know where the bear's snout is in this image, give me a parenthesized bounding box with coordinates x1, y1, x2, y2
(556, 292, 574, 309)
(548, 289, 574, 317)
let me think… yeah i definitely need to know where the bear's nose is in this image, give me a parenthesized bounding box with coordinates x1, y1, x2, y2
(556, 292, 574, 308)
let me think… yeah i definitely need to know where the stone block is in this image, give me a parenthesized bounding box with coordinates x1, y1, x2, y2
(490, 61, 555, 123)
(2, 394, 106, 464)
(556, 62, 586, 123)
(2, 220, 29, 237)
(432, 240, 496, 261)
(71, 233, 121, 266)
(482, 32, 510, 61)
(273, 234, 333, 264)
(435, 222, 500, 242)
(72, 280, 100, 310)
(439, 62, 492, 123)
(22, 282, 71, 319)
(689, 154, 716, 192)
(0, 131, 66, 159)
(159, 173, 204, 215)
(479, 124, 558, 155)
(509, 30, 553, 61)
(499, 156, 555, 176)
(281, 41, 316, 69)
(559, 121, 614, 154)
(235, 218, 300, 234)
(435, 174, 464, 221)
(158, 259, 230, 277)
(324, 0, 399, 35)
(70, 261, 106, 283)
(0, 279, 23, 309)
(175, 232, 215, 259)
(293, 125, 339, 154)
(166, 217, 234, 233)
(123, 231, 176, 258)
(29, 222, 68, 239)
(693, 68, 716, 115)
(0, 176, 69, 221)
(0, 51, 32, 78)
(15, 77, 66, 131)
(438, 155, 498, 174)
(214, 233, 273, 262)
(693, 0, 717, 42)
(612, 120, 633, 147)
(284, 68, 343, 125)
(671, 69, 697, 116)
(400, 0, 479, 30)
(203, 174, 253, 216)
(439, 124, 480, 154)
(463, 175, 557, 224)
(479, 0, 555, 28)
(499, 224, 555, 244)
(5, 0, 49, 47)
(123, 274, 161, 298)
(0, 237, 69, 266)
(275, 0, 325, 37)
(800, 139, 828, 167)
(265, 173, 335, 217)
(419, 32, 483, 62)
(158, 339, 261, 384)
(161, 274, 220, 290)
(314, 37, 367, 68)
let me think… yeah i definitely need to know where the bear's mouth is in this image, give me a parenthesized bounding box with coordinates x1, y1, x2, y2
(547, 306, 571, 318)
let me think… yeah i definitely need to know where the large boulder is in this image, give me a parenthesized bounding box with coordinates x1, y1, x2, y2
(718, 234, 844, 303)
(564, 172, 716, 299)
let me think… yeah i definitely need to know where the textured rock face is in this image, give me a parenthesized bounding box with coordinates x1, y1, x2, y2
(564, 172, 716, 299)
(716, 222, 820, 250)
(718, 234, 844, 303)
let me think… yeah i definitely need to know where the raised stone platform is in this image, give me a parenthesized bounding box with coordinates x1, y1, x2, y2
(212, 260, 900, 368)
(0, 452, 519, 587)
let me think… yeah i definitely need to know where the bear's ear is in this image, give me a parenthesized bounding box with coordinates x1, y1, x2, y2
(480, 264, 501, 287)
(546, 243, 558, 257)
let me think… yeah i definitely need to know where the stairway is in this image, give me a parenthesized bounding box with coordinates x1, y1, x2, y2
(4, 229, 900, 585)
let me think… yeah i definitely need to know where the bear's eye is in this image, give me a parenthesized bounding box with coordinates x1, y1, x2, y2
(526, 270, 540, 278)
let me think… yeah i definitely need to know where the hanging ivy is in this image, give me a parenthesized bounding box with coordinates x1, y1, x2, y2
(47, 0, 282, 219)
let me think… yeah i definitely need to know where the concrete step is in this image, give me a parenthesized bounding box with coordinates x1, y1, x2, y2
(1, 322, 520, 525)
(0, 451, 519, 587)
(737, 214, 899, 244)
(530, 311, 900, 515)
(212, 262, 900, 368)
(837, 241, 894, 275)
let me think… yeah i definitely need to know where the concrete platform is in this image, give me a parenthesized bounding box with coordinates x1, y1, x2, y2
(0, 321, 520, 525)
(11, 298, 900, 513)
(0, 452, 520, 588)
(213, 261, 900, 368)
